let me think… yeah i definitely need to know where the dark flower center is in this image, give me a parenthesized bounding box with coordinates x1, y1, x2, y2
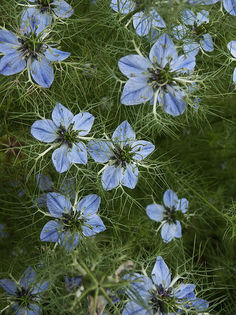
(56, 124, 79, 148)
(148, 64, 174, 90)
(187, 21, 208, 39)
(149, 284, 172, 313)
(112, 145, 134, 167)
(15, 287, 35, 307)
(18, 34, 44, 59)
(62, 212, 85, 233)
(164, 206, 184, 223)
(37, 0, 55, 13)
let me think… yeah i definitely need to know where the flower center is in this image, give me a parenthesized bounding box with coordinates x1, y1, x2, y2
(18, 34, 44, 59)
(149, 285, 172, 313)
(62, 213, 85, 233)
(56, 124, 79, 148)
(15, 287, 35, 307)
(37, 0, 54, 12)
(112, 145, 134, 166)
(148, 64, 174, 90)
(187, 22, 208, 38)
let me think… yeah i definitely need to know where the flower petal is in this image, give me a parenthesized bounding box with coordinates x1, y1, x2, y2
(31, 281, 49, 295)
(77, 194, 101, 216)
(161, 222, 180, 243)
(163, 189, 178, 208)
(133, 11, 151, 36)
(121, 77, 153, 105)
(123, 273, 153, 301)
(67, 142, 87, 165)
(159, 85, 186, 117)
(173, 283, 195, 299)
(151, 255, 171, 288)
(149, 34, 178, 68)
(102, 165, 123, 190)
(151, 9, 166, 28)
(87, 140, 113, 163)
(177, 198, 189, 213)
(36, 174, 53, 191)
(52, 102, 74, 128)
(0, 51, 26, 75)
(223, 0, 236, 16)
(20, 7, 51, 35)
(0, 279, 17, 295)
(0, 30, 20, 54)
(121, 163, 139, 189)
(110, 0, 135, 14)
(58, 231, 80, 250)
(118, 55, 151, 78)
(31, 119, 58, 143)
(146, 204, 165, 222)
(227, 40, 236, 58)
(82, 214, 106, 236)
(131, 140, 155, 161)
(52, 0, 74, 18)
(170, 54, 196, 73)
(196, 10, 209, 25)
(112, 120, 136, 147)
(172, 25, 187, 40)
(182, 9, 196, 25)
(40, 220, 61, 242)
(30, 56, 54, 88)
(122, 301, 151, 315)
(200, 33, 214, 52)
(52, 145, 71, 173)
(20, 267, 36, 289)
(233, 67, 236, 84)
(47, 192, 72, 217)
(183, 42, 200, 57)
(44, 47, 70, 62)
(72, 112, 95, 136)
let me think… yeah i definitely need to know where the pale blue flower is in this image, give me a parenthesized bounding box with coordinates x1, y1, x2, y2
(118, 33, 196, 116)
(122, 256, 209, 314)
(110, 0, 166, 36)
(146, 189, 188, 243)
(227, 40, 236, 84)
(188, 0, 236, 16)
(87, 121, 155, 190)
(173, 9, 214, 56)
(0, 18, 70, 87)
(0, 266, 49, 315)
(40, 193, 106, 250)
(31, 103, 95, 173)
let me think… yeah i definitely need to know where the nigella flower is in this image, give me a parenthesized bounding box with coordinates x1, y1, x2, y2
(0, 17, 70, 88)
(21, 0, 73, 32)
(146, 189, 188, 243)
(40, 193, 106, 250)
(110, 0, 166, 36)
(87, 120, 155, 191)
(227, 40, 236, 84)
(173, 9, 214, 56)
(122, 256, 209, 314)
(118, 33, 196, 116)
(65, 276, 82, 291)
(31, 103, 95, 173)
(0, 266, 49, 314)
(188, 0, 236, 16)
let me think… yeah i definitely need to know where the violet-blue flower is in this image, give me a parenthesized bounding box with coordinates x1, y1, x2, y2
(0, 266, 49, 315)
(173, 9, 214, 56)
(87, 120, 155, 191)
(188, 0, 236, 16)
(227, 40, 236, 84)
(118, 33, 196, 116)
(40, 193, 106, 250)
(31, 103, 95, 173)
(146, 189, 188, 243)
(122, 256, 209, 314)
(110, 0, 166, 36)
(0, 17, 70, 88)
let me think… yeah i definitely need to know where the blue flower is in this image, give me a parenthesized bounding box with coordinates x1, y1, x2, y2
(31, 103, 95, 173)
(0, 266, 49, 315)
(118, 33, 196, 116)
(122, 256, 209, 314)
(110, 0, 166, 36)
(0, 18, 70, 88)
(146, 189, 188, 243)
(40, 193, 106, 250)
(65, 276, 83, 291)
(87, 121, 155, 191)
(173, 9, 214, 56)
(21, 0, 74, 33)
(227, 40, 236, 84)
(188, 0, 236, 16)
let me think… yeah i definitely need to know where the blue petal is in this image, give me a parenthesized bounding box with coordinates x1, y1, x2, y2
(174, 220, 182, 238)
(47, 192, 72, 217)
(200, 33, 214, 52)
(188, 0, 218, 3)
(123, 273, 153, 301)
(67, 142, 87, 164)
(30, 56, 54, 88)
(163, 189, 178, 208)
(146, 204, 165, 222)
(183, 42, 200, 57)
(223, 0, 236, 16)
(77, 194, 101, 216)
(110, 0, 134, 14)
(233, 67, 236, 84)
(52, 145, 71, 173)
(36, 174, 53, 191)
(131, 140, 155, 161)
(149, 34, 178, 68)
(118, 55, 151, 78)
(122, 301, 151, 315)
(227, 40, 236, 58)
(31, 119, 58, 143)
(72, 112, 95, 136)
(173, 283, 195, 299)
(151, 9, 166, 28)
(121, 163, 139, 189)
(190, 296, 209, 310)
(112, 121, 136, 147)
(177, 198, 189, 213)
(182, 9, 196, 25)
(102, 165, 123, 190)
(52, 102, 74, 128)
(87, 140, 113, 163)
(0, 51, 26, 75)
(170, 54, 196, 73)
(161, 222, 180, 243)
(20, 267, 36, 289)
(58, 231, 79, 250)
(121, 77, 153, 105)
(172, 25, 187, 40)
(44, 47, 70, 62)
(14, 304, 40, 315)
(40, 220, 61, 242)
(196, 10, 209, 25)
(151, 256, 171, 288)
(20, 8, 51, 35)
(0, 279, 17, 295)
(65, 276, 82, 291)
(82, 214, 106, 236)
(34, 193, 47, 208)
(0, 30, 20, 54)
(31, 281, 49, 294)
(159, 85, 186, 117)
(133, 11, 151, 36)
(52, 0, 74, 18)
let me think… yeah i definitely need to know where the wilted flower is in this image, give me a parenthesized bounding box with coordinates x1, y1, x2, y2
(146, 189, 188, 243)
(87, 120, 155, 190)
